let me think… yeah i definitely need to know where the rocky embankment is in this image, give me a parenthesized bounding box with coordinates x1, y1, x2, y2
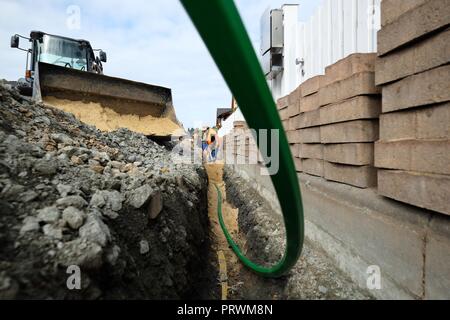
(0, 83, 212, 299)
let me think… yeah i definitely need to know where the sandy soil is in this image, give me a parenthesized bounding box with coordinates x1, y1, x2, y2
(44, 97, 181, 137)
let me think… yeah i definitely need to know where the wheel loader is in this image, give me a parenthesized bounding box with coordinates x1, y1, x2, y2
(10, 31, 182, 139)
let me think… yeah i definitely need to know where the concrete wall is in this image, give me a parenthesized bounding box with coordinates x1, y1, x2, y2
(222, 1, 450, 299)
(374, 0, 450, 216)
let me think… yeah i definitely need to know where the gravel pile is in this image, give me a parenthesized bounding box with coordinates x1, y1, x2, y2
(0, 83, 211, 299)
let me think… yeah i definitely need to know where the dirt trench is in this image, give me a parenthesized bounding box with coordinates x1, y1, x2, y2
(205, 163, 241, 299)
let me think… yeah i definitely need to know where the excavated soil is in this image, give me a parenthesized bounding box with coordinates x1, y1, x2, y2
(0, 83, 215, 299)
(44, 96, 181, 137)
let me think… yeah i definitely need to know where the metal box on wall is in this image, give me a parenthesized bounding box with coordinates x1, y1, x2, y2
(260, 8, 284, 78)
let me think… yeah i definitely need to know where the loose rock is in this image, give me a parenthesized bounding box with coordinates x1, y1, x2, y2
(20, 190, 38, 203)
(20, 217, 40, 234)
(62, 206, 85, 230)
(79, 215, 111, 247)
(50, 133, 74, 145)
(34, 159, 57, 176)
(140, 240, 150, 255)
(56, 184, 73, 197)
(127, 185, 154, 209)
(37, 206, 60, 223)
(148, 191, 163, 220)
(89, 190, 123, 219)
(42, 224, 63, 240)
(56, 195, 88, 209)
(58, 238, 103, 270)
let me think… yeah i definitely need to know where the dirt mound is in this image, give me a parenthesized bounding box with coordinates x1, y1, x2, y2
(0, 84, 213, 299)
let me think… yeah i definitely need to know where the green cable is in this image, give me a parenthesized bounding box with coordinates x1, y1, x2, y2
(181, 0, 304, 277)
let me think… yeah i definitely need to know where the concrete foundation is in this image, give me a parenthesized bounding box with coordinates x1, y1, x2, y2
(227, 164, 450, 300)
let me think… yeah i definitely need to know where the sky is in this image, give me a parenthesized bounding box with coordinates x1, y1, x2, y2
(0, 0, 321, 129)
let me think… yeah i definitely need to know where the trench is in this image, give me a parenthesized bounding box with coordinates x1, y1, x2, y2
(203, 163, 290, 300)
(200, 162, 374, 300)
(205, 163, 242, 300)
(0, 84, 373, 300)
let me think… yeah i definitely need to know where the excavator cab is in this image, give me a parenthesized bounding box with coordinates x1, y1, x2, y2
(11, 31, 106, 94)
(10, 31, 182, 139)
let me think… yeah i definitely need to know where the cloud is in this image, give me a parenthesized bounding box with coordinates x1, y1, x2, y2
(0, 0, 319, 129)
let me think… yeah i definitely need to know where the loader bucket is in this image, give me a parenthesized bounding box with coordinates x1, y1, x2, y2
(33, 62, 183, 139)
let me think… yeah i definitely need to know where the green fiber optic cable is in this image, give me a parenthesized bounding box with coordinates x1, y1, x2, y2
(181, 0, 304, 277)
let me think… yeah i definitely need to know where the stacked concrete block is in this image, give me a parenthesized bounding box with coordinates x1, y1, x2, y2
(234, 128, 258, 165)
(375, 0, 450, 215)
(230, 129, 241, 165)
(223, 131, 236, 158)
(290, 143, 302, 173)
(224, 121, 248, 165)
(276, 95, 289, 133)
(290, 88, 303, 173)
(278, 88, 303, 173)
(298, 76, 324, 177)
(319, 53, 381, 188)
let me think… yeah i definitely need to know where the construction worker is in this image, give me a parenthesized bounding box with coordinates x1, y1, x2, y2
(208, 127, 220, 162)
(201, 127, 210, 162)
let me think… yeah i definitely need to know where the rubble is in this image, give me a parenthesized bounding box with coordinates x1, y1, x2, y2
(62, 207, 85, 230)
(37, 206, 60, 223)
(140, 240, 150, 255)
(127, 184, 154, 209)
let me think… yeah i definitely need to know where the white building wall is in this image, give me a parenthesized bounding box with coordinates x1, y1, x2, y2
(219, 107, 244, 136)
(220, 0, 381, 136)
(273, 0, 381, 99)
